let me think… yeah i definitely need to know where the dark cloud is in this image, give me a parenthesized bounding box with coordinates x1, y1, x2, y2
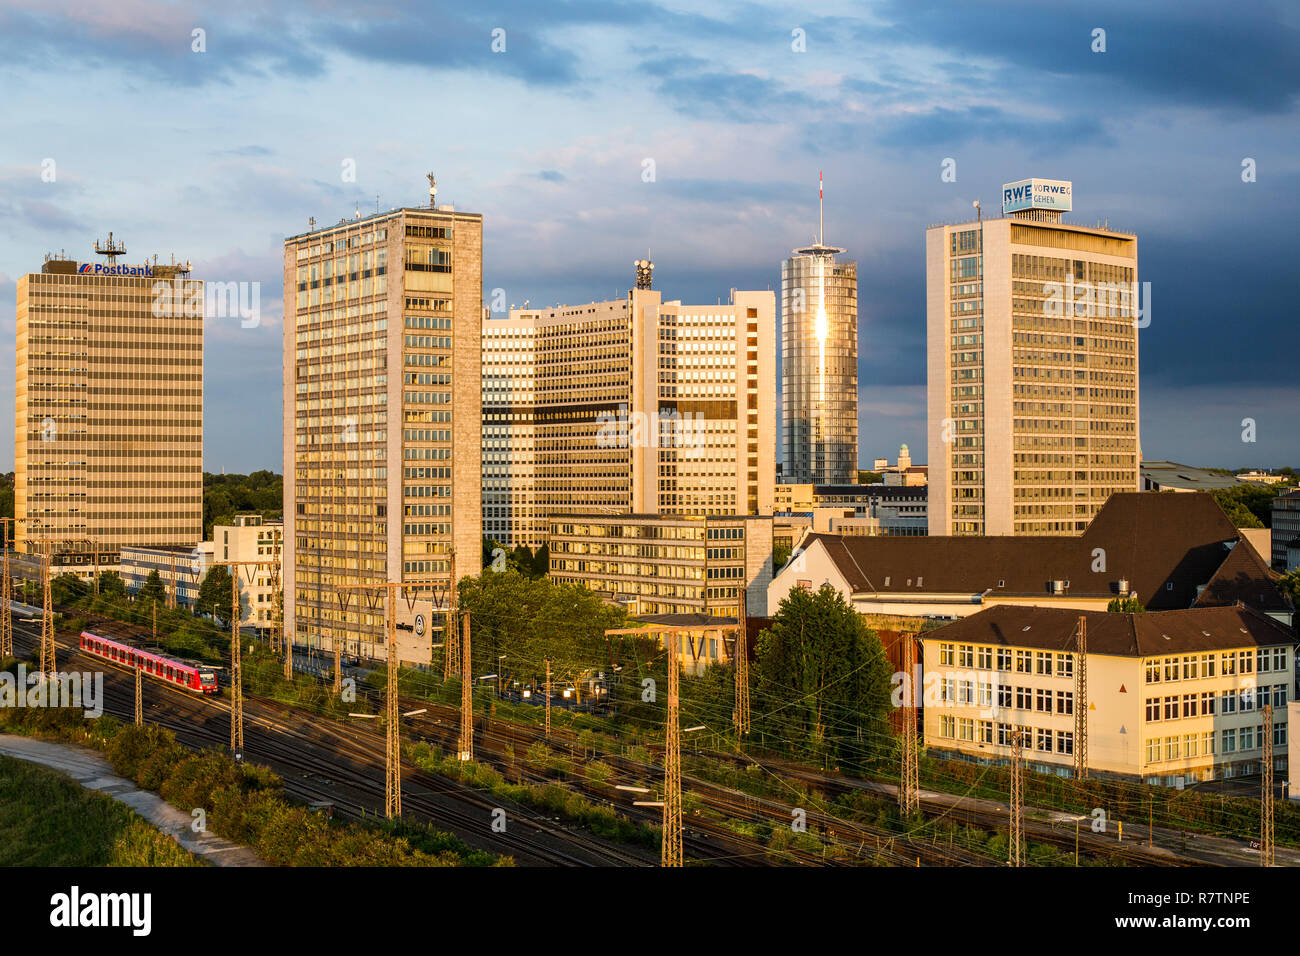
(872, 0, 1300, 115)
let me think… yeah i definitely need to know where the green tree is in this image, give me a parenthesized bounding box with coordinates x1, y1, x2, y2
(52, 572, 88, 604)
(96, 570, 127, 599)
(138, 569, 167, 607)
(531, 544, 549, 578)
(1107, 596, 1146, 613)
(457, 570, 627, 694)
(1211, 484, 1278, 528)
(196, 566, 234, 627)
(753, 583, 893, 770)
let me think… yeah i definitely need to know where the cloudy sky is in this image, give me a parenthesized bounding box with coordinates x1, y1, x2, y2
(0, 0, 1296, 473)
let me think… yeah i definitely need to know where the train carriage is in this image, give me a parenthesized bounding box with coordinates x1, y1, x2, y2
(79, 631, 219, 694)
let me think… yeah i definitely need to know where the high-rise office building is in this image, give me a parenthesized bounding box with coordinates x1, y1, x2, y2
(15, 241, 203, 568)
(926, 179, 1141, 535)
(501, 271, 776, 523)
(481, 313, 542, 549)
(282, 184, 482, 659)
(782, 179, 859, 485)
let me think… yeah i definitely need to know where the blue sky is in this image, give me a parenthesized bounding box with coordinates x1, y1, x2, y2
(0, 0, 1296, 473)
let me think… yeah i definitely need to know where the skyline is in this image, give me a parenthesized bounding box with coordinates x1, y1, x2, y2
(1, 0, 1297, 473)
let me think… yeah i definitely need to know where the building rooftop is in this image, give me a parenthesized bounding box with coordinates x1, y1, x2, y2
(920, 603, 1294, 656)
(1141, 460, 1243, 491)
(794, 492, 1285, 613)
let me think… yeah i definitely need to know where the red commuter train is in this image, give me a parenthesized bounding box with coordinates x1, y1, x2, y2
(80, 630, 219, 694)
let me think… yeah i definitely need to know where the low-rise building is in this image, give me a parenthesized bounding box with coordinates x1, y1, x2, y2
(118, 544, 211, 608)
(774, 483, 927, 538)
(769, 492, 1291, 624)
(1272, 489, 1300, 570)
(549, 514, 773, 619)
(1141, 461, 1243, 493)
(919, 603, 1294, 785)
(211, 515, 284, 635)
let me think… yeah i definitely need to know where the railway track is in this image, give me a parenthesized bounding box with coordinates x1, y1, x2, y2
(11, 619, 653, 867)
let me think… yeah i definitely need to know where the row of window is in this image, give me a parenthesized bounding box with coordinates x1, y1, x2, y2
(1144, 685, 1288, 721)
(937, 643, 1074, 677)
(1144, 648, 1287, 682)
(1144, 725, 1287, 764)
(938, 717, 1075, 755)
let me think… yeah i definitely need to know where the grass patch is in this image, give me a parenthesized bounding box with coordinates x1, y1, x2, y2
(0, 754, 203, 867)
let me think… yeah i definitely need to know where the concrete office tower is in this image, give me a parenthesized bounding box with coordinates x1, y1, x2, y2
(509, 275, 775, 521)
(926, 179, 1140, 536)
(782, 177, 859, 485)
(482, 313, 542, 549)
(282, 188, 482, 660)
(15, 241, 203, 569)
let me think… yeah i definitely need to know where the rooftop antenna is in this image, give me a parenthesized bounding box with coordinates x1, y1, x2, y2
(427, 172, 437, 207)
(94, 231, 126, 265)
(819, 171, 824, 245)
(355, 200, 360, 220)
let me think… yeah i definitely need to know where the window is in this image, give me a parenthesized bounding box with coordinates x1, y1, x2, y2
(1016, 686, 1032, 711)
(1145, 660, 1161, 684)
(1182, 656, 1198, 680)
(1163, 658, 1179, 682)
(1201, 732, 1215, 756)
(939, 643, 954, 666)
(1257, 648, 1269, 673)
(1273, 685, 1288, 708)
(1182, 694, 1197, 718)
(1239, 651, 1253, 674)
(1036, 652, 1053, 676)
(1036, 688, 1053, 713)
(958, 718, 974, 741)
(1058, 654, 1074, 678)
(1145, 739, 1160, 763)
(1036, 728, 1053, 752)
(1222, 653, 1236, 676)
(1202, 654, 1216, 678)
(959, 645, 974, 667)
(1221, 691, 1236, 714)
(940, 716, 955, 738)
(1163, 696, 1179, 721)
(1145, 697, 1161, 722)
(978, 646, 992, 669)
(1056, 690, 1074, 715)
(1240, 726, 1255, 751)
(1164, 737, 1181, 760)
(997, 723, 1013, 746)
(998, 685, 1012, 709)
(1015, 650, 1031, 674)
(1239, 687, 1255, 712)
(1200, 692, 1216, 716)
(978, 720, 994, 744)
(978, 680, 993, 708)
(997, 649, 1012, 672)
(1272, 647, 1287, 672)
(1057, 731, 1074, 755)
(1184, 734, 1199, 758)
(1221, 729, 1237, 753)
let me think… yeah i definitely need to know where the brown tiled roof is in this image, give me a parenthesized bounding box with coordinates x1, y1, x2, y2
(1194, 538, 1289, 611)
(920, 603, 1295, 657)
(802, 492, 1267, 610)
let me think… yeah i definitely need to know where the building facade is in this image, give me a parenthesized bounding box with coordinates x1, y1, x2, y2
(504, 278, 775, 523)
(1272, 489, 1300, 570)
(482, 314, 541, 548)
(926, 184, 1141, 535)
(919, 604, 1292, 785)
(212, 515, 284, 633)
(282, 194, 482, 660)
(782, 240, 858, 485)
(548, 514, 774, 619)
(15, 248, 203, 567)
(119, 544, 211, 609)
